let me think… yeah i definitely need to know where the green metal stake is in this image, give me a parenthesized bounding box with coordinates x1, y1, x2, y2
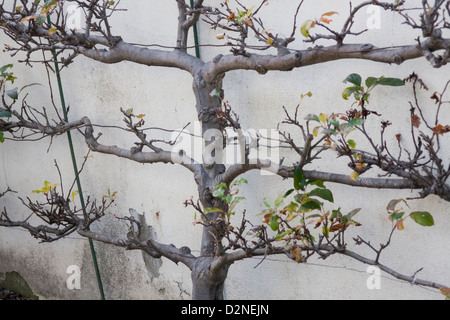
(190, 0, 201, 59)
(45, 0, 201, 300)
(46, 16, 106, 300)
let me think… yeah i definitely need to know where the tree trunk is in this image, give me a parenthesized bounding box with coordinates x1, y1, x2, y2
(191, 256, 230, 300)
(190, 70, 230, 299)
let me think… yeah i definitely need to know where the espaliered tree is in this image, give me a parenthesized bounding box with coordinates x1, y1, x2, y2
(1, 0, 450, 300)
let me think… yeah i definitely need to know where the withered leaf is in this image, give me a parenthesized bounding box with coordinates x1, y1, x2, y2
(430, 92, 439, 104)
(440, 287, 450, 298)
(289, 247, 303, 263)
(330, 223, 345, 232)
(433, 124, 450, 135)
(411, 114, 421, 128)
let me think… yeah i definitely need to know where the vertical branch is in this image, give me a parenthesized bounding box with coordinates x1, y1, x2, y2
(176, 0, 189, 51)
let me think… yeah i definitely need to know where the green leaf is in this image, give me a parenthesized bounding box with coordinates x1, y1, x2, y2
(275, 230, 293, 241)
(344, 73, 362, 86)
(225, 194, 232, 204)
(390, 211, 405, 220)
(284, 188, 295, 198)
(365, 77, 378, 88)
(299, 199, 322, 212)
(294, 166, 306, 190)
(274, 193, 285, 208)
(263, 197, 271, 208)
(230, 177, 248, 188)
(6, 87, 18, 100)
(230, 196, 245, 206)
(0, 131, 4, 143)
(347, 139, 356, 149)
(308, 188, 334, 203)
(345, 208, 361, 220)
(283, 201, 299, 213)
(304, 114, 320, 122)
(294, 193, 303, 204)
(342, 85, 363, 100)
(214, 182, 227, 190)
(321, 128, 336, 135)
(0, 64, 13, 75)
(332, 208, 342, 219)
(213, 183, 227, 199)
(330, 119, 340, 128)
(347, 118, 365, 127)
(410, 211, 434, 226)
(0, 111, 11, 118)
(308, 180, 326, 188)
(269, 214, 279, 231)
(376, 77, 405, 87)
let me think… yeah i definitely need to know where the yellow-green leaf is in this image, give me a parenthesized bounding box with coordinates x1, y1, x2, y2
(319, 113, 327, 123)
(350, 171, 359, 181)
(300, 20, 315, 37)
(396, 218, 405, 230)
(71, 190, 79, 202)
(32, 180, 60, 194)
(347, 139, 356, 149)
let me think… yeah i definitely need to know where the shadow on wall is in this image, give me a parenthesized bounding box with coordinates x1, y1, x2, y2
(0, 271, 38, 300)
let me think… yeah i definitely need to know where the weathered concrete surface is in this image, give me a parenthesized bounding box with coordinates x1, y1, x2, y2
(0, 0, 449, 299)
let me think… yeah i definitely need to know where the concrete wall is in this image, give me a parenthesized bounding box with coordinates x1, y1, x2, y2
(0, 0, 449, 300)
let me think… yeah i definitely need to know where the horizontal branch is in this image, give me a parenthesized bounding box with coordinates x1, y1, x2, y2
(0, 106, 201, 174)
(225, 244, 448, 290)
(0, 218, 77, 241)
(77, 228, 196, 269)
(221, 163, 419, 190)
(82, 118, 199, 174)
(337, 245, 447, 290)
(77, 41, 203, 75)
(205, 38, 450, 76)
(299, 169, 418, 190)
